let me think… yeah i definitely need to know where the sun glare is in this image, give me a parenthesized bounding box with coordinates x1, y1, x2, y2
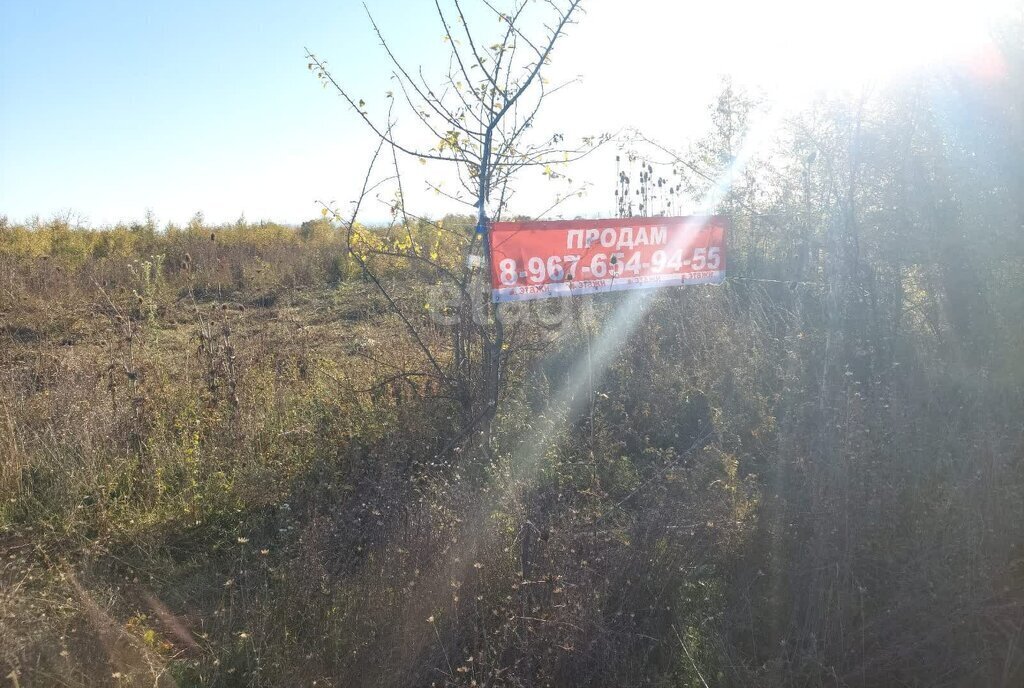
(739, 0, 1014, 95)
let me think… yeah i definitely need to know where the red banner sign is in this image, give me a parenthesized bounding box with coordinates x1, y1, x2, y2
(488, 216, 726, 302)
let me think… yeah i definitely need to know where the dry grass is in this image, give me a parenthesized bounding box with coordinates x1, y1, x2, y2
(3, 64, 1024, 686)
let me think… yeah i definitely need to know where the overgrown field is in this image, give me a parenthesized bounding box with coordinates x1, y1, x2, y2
(3, 74, 1024, 687)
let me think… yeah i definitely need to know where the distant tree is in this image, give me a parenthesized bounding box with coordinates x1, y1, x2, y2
(187, 211, 205, 234)
(143, 208, 158, 234)
(298, 218, 332, 241)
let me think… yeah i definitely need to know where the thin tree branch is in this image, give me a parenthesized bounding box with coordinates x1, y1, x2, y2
(306, 50, 463, 163)
(320, 143, 449, 381)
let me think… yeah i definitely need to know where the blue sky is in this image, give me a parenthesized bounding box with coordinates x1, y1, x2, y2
(0, 0, 421, 225)
(0, 0, 742, 226)
(1, 0, 1010, 226)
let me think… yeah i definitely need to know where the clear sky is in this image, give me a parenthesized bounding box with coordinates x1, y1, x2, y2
(0, 0, 1012, 227)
